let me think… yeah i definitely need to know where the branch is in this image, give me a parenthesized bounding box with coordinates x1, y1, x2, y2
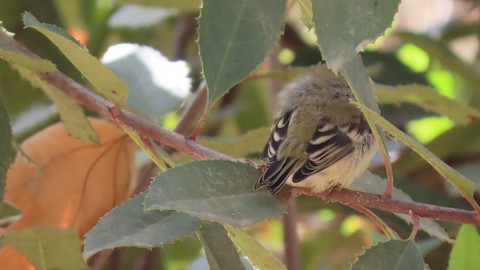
(39, 71, 235, 162)
(294, 188, 480, 225)
(2, 32, 480, 226)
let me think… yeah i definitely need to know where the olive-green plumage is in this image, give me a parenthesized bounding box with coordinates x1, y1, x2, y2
(254, 65, 376, 194)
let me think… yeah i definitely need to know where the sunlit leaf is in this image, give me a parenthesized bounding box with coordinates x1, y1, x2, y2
(352, 171, 453, 243)
(23, 12, 128, 104)
(5, 119, 136, 234)
(397, 32, 480, 92)
(377, 84, 480, 125)
(13, 65, 99, 145)
(198, 128, 270, 158)
(145, 160, 285, 226)
(174, 128, 270, 164)
(120, 124, 167, 170)
(0, 34, 97, 144)
(0, 44, 56, 72)
(0, 226, 86, 270)
(448, 224, 480, 270)
(298, 0, 314, 29)
(352, 239, 425, 270)
(407, 117, 454, 144)
(356, 103, 480, 212)
(312, 0, 400, 71)
(0, 94, 14, 206)
(198, 222, 246, 270)
(225, 225, 286, 270)
(198, 0, 286, 104)
(84, 192, 202, 260)
(394, 122, 480, 175)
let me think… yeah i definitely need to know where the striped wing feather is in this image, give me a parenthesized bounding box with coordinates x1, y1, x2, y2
(255, 111, 368, 194)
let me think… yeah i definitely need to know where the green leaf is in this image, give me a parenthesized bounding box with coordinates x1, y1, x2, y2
(342, 56, 380, 114)
(394, 122, 480, 175)
(3, 225, 87, 270)
(145, 160, 285, 226)
(448, 224, 480, 270)
(120, 124, 167, 170)
(352, 239, 425, 270)
(197, 222, 246, 270)
(377, 84, 480, 125)
(225, 225, 286, 270)
(356, 103, 480, 212)
(174, 127, 270, 163)
(298, 0, 314, 29)
(341, 56, 392, 194)
(352, 171, 452, 243)
(83, 192, 202, 260)
(301, 229, 367, 270)
(13, 65, 99, 145)
(0, 44, 56, 71)
(23, 12, 128, 104)
(198, 0, 286, 104)
(312, 0, 400, 71)
(199, 127, 270, 158)
(117, 0, 202, 11)
(397, 32, 480, 92)
(0, 94, 14, 206)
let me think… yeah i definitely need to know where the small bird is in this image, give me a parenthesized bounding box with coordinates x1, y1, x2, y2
(254, 65, 377, 194)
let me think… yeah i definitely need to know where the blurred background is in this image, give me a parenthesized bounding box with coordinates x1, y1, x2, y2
(1, 0, 479, 269)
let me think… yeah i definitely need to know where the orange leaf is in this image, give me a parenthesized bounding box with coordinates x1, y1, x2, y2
(0, 247, 35, 270)
(4, 118, 136, 234)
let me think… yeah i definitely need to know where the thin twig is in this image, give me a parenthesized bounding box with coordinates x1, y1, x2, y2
(381, 148, 393, 198)
(409, 210, 420, 240)
(174, 81, 207, 135)
(90, 249, 114, 270)
(283, 197, 301, 270)
(170, 13, 196, 61)
(348, 204, 398, 239)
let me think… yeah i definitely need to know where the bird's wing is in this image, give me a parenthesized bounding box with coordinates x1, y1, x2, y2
(291, 118, 369, 183)
(261, 110, 292, 164)
(254, 110, 300, 193)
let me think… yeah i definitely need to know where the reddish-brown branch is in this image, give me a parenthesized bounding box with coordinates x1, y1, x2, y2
(294, 188, 480, 225)
(37, 71, 235, 162)
(2, 32, 480, 226)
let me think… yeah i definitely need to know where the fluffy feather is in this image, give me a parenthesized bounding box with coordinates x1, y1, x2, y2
(254, 65, 377, 194)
